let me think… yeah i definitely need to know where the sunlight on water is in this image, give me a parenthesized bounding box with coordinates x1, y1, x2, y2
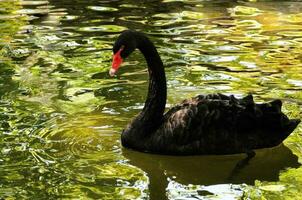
(0, 0, 302, 199)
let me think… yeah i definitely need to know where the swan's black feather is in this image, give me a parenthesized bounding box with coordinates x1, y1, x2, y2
(146, 93, 300, 155)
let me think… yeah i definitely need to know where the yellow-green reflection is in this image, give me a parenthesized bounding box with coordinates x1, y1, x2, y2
(0, 0, 302, 199)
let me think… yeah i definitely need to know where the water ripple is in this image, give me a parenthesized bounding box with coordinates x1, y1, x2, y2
(1, 0, 302, 199)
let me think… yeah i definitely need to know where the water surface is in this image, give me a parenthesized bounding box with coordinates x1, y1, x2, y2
(0, 0, 302, 199)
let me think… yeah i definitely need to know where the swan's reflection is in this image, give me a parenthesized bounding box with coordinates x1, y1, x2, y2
(122, 144, 299, 200)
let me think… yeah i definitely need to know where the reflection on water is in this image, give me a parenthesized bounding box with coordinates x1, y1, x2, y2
(0, 0, 302, 199)
(123, 145, 299, 199)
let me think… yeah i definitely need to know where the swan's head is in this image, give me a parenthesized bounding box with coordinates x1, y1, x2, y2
(110, 30, 137, 76)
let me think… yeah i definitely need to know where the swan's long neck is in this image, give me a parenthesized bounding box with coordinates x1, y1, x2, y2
(136, 35, 167, 133)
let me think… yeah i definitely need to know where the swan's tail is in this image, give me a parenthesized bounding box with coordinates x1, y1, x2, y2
(284, 119, 300, 136)
(260, 99, 300, 143)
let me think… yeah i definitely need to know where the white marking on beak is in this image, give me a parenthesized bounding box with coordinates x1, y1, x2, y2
(109, 68, 117, 77)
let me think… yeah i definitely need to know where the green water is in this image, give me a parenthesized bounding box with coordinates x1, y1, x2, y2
(0, 0, 302, 199)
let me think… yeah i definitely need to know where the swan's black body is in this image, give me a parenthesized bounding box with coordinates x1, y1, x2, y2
(112, 30, 300, 155)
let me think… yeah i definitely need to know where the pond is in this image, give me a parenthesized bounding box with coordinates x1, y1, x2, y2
(0, 0, 302, 199)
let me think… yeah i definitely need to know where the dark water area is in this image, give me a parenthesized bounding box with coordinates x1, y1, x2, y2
(0, 0, 302, 199)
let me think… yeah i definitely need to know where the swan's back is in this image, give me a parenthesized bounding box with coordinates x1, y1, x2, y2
(147, 94, 300, 155)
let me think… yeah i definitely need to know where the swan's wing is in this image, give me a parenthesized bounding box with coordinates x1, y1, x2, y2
(150, 93, 299, 154)
(160, 94, 241, 145)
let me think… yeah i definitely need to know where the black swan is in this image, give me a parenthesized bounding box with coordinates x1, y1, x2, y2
(109, 30, 300, 155)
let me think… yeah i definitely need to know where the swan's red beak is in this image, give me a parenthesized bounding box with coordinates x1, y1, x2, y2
(110, 48, 123, 76)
